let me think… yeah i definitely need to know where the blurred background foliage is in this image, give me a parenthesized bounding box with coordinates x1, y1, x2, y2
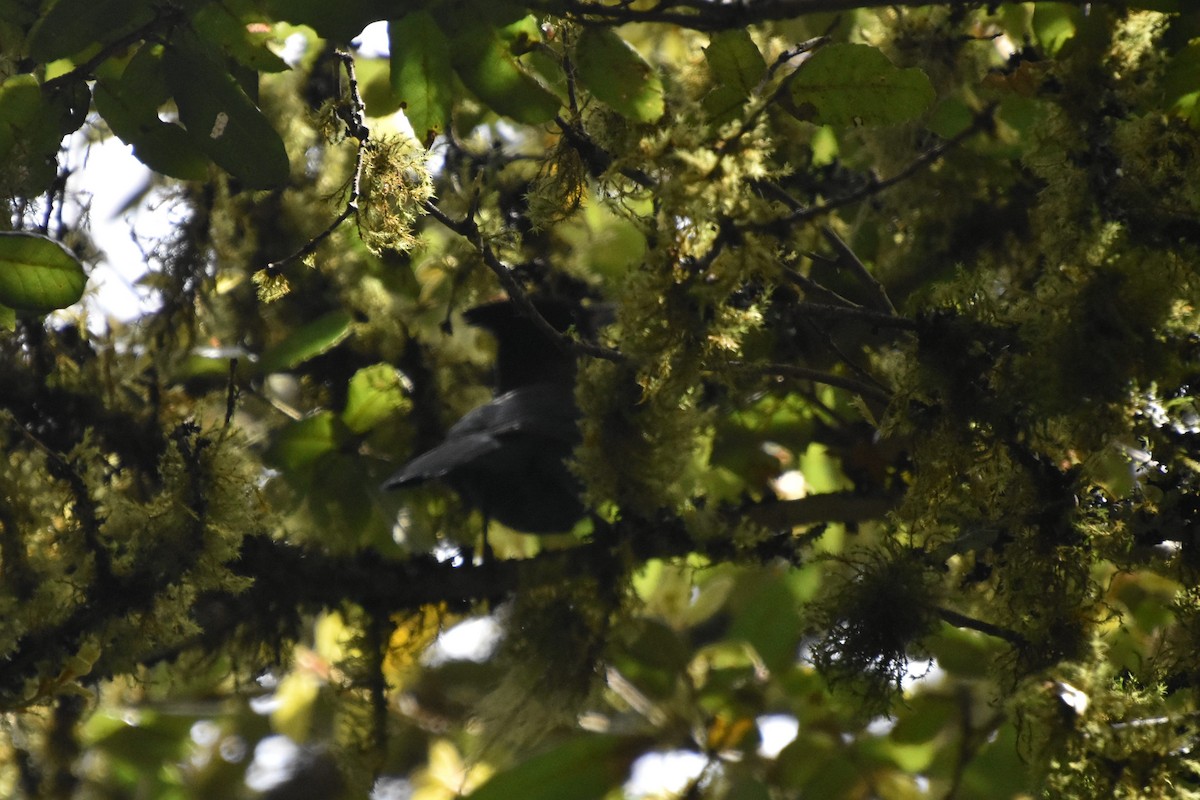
(1, 0, 1200, 797)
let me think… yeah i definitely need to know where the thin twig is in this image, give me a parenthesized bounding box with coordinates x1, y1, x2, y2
(223, 358, 238, 429)
(821, 225, 897, 315)
(42, 13, 177, 93)
(422, 200, 626, 364)
(554, 116, 655, 187)
(548, 0, 1109, 30)
(715, 32, 832, 155)
(936, 607, 1026, 647)
(750, 104, 996, 234)
(781, 264, 861, 308)
(724, 360, 892, 403)
(795, 301, 919, 330)
(263, 50, 368, 274)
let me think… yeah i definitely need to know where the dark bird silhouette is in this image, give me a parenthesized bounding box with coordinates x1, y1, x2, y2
(382, 298, 587, 534)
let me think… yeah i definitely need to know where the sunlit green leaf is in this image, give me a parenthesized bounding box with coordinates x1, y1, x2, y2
(342, 364, 409, 434)
(266, 412, 350, 471)
(1031, 4, 1079, 57)
(859, 735, 936, 773)
(192, 4, 291, 73)
(0, 75, 68, 192)
(164, 32, 290, 188)
(390, 12, 454, 147)
(356, 57, 403, 119)
(259, 310, 354, 374)
(789, 43, 934, 126)
(1164, 43, 1200, 126)
(0, 232, 86, 314)
(450, 21, 560, 124)
(86, 710, 194, 765)
(923, 623, 1003, 678)
(575, 27, 663, 123)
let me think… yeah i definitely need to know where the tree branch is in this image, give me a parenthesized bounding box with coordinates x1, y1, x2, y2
(936, 607, 1027, 647)
(821, 226, 897, 315)
(793, 301, 920, 331)
(724, 359, 893, 403)
(131, 490, 900, 672)
(422, 200, 626, 364)
(42, 12, 179, 93)
(547, 0, 1112, 30)
(263, 51, 368, 274)
(750, 104, 997, 235)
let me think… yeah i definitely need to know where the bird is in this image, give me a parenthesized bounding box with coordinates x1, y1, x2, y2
(382, 298, 588, 536)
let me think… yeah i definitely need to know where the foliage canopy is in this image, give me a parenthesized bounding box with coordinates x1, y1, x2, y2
(2, 0, 1200, 798)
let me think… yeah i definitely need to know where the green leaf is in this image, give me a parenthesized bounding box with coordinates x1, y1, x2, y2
(191, 4, 291, 73)
(163, 32, 290, 188)
(342, 364, 409, 434)
(265, 412, 350, 471)
(94, 45, 210, 180)
(890, 693, 957, 744)
(450, 21, 560, 124)
(0, 75, 69, 192)
(705, 30, 765, 97)
(0, 75, 41, 154)
(259, 310, 354, 374)
(389, 12, 454, 147)
(1164, 43, 1200, 125)
(0, 232, 86, 314)
(27, 0, 154, 63)
(923, 623, 1002, 678)
(263, 0, 382, 43)
(789, 43, 934, 127)
(700, 31, 763, 123)
(858, 735, 936, 773)
(356, 58, 403, 118)
(730, 571, 802, 673)
(959, 724, 1032, 797)
(465, 735, 645, 800)
(1031, 4, 1079, 57)
(575, 27, 663, 123)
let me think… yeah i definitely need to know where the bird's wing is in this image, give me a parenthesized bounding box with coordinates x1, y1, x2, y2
(382, 382, 578, 489)
(446, 383, 579, 442)
(381, 432, 503, 487)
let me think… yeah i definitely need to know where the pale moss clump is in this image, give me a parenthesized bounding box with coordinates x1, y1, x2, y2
(1107, 10, 1171, 80)
(0, 420, 252, 705)
(252, 268, 291, 303)
(1015, 648, 1198, 799)
(0, 434, 89, 659)
(526, 141, 588, 231)
(358, 135, 434, 255)
(87, 429, 254, 674)
(575, 357, 715, 522)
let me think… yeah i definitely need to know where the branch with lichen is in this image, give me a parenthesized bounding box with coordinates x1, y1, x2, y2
(749, 104, 997, 238)
(546, 0, 1134, 30)
(421, 199, 626, 364)
(260, 51, 370, 278)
